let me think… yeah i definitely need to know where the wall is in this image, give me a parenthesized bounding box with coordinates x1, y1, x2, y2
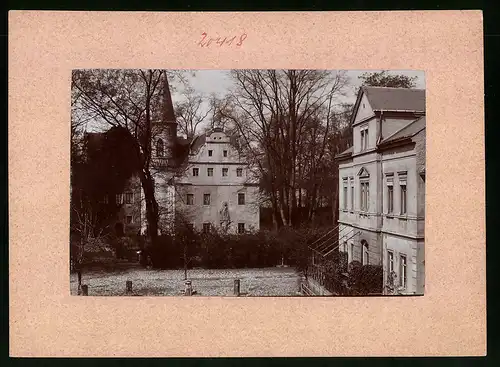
(382, 233, 422, 295)
(119, 175, 142, 235)
(414, 129, 426, 236)
(353, 93, 374, 123)
(381, 147, 421, 239)
(176, 129, 260, 233)
(176, 184, 260, 233)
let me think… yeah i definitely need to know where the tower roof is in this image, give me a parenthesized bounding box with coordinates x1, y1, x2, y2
(162, 72, 177, 124)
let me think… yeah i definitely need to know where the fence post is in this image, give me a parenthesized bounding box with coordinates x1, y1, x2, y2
(81, 284, 88, 296)
(126, 280, 133, 294)
(185, 280, 192, 296)
(234, 279, 240, 296)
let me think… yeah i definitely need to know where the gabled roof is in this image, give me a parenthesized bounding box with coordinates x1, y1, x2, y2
(351, 86, 426, 125)
(362, 86, 426, 112)
(379, 116, 426, 145)
(190, 134, 206, 153)
(189, 128, 241, 154)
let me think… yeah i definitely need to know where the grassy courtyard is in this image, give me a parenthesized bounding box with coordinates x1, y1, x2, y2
(70, 263, 303, 297)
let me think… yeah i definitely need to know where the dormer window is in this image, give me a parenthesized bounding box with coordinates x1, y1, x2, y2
(156, 138, 164, 157)
(360, 126, 369, 151)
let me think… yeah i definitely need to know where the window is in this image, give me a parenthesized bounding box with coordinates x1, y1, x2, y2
(203, 194, 211, 205)
(115, 193, 123, 205)
(103, 195, 109, 204)
(238, 223, 245, 234)
(207, 168, 214, 177)
(187, 223, 195, 231)
(350, 243, 354, 262)
(400, 254, 407, 288)
(208, 150, 213, 157)
(125, 192, 133, 204)
(362, 242, 369, 265)
(203, 223, 211, 233)
(126, 215, 133, 224)
(343, 179, 348, 210)
(360, 181, 369, 211)
(350, 179, 354, 210)
(186, 194, 194, 205)
(388, 185, 394, 213)
(223, 150, 228, 157)
(236, 168, 243, 177)
(192, 168, 199, 176)
(388, 250, 394, 273)
(360, 127, 369, 151)
(156, 139, 164, 157)
(238, 193, 245, 205)
(400, 184, 407, 215)
(222, 168, 228, 177)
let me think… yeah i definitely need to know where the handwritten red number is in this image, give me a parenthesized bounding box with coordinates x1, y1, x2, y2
(200, 33, 246, 47)
(199, 32, 207, 47)
(217, 37, 226, 46)
(236, 33, 247, 46)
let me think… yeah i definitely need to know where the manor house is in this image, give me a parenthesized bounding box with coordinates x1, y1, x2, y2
(111, 76, 260, 236)
(336, 86, 426, 295)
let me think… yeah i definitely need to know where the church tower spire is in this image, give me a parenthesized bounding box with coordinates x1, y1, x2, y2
(162, 71, 177, 124)
(162, 71, 177, 159)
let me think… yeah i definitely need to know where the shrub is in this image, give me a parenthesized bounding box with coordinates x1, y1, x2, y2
(347, 264, 383, 295)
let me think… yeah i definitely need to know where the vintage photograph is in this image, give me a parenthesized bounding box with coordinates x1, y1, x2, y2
(70, 69, 425, 297)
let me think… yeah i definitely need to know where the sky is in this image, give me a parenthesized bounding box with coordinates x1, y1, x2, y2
(83, 69, 425, 133)
(171, 69, 425, 105)
(168, 69, 425, 132)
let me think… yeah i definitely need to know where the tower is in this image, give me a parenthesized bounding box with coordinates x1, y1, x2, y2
(162, 71, 178, 159)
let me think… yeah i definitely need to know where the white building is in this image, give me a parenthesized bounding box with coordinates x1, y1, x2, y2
(336, 86, 425, 295)
(136, 75, 259, 235)
(173, 127, 260, 234)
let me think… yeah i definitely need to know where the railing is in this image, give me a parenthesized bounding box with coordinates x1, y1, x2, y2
(307, 260, 347, 295)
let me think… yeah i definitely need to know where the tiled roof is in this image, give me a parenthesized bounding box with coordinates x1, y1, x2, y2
(335, 146, 353, 159)
(380, 116, 426, 144)
(189, 129, 240, 154)
(189, 134, 206, 153)
(363, 86, 426, 112)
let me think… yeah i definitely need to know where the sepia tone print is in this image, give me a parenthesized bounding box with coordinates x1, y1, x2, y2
(70, 69, 425, 297)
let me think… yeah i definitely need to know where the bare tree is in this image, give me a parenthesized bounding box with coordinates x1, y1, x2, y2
(220, 70, 349, 229)
(175, 86, 213, 139)
(71, 69, 185, 246)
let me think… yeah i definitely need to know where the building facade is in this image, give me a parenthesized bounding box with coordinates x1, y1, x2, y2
(174, 128, 260, 234)
(125, 75, 259, 236)
(336, 86, 425, 295)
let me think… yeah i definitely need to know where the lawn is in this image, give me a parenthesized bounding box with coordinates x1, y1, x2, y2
(70, 263, 303, 297)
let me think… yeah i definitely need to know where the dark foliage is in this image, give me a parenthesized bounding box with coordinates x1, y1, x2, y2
(71, 126, 140, 238)
(146, 227, 318, 270)
(359, 71, 417, 89)
(347, 264, 383, 295)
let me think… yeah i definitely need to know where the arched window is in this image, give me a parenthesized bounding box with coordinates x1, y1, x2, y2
(156, 138, 164, 157)
(362, 241, 369, 265)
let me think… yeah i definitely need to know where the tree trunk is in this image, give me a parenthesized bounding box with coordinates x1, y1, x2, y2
(140, 169, 159, 245)
(278, 188, 289, 227)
